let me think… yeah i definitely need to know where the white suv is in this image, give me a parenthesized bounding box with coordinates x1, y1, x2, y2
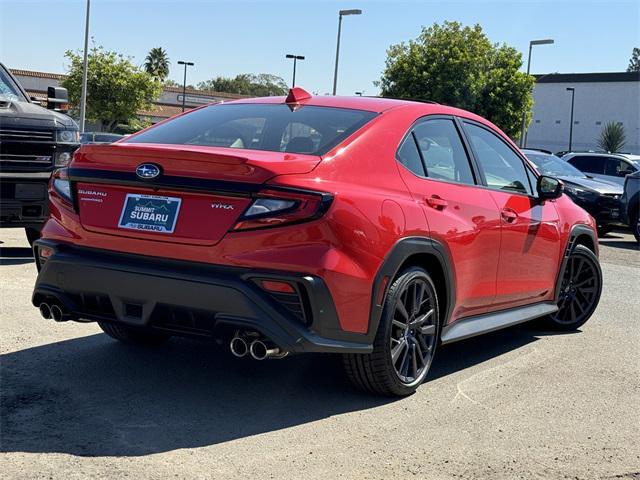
(562, 152, 640, 186)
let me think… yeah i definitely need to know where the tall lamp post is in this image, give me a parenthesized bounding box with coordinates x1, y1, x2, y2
(519, 38, 554, 147)
(79, 0, 91, 132)
(566, 87, 576, 151)
(285, 54, 305, 87)
(177, 60, 194, 112)
(332, 9, 362, 95)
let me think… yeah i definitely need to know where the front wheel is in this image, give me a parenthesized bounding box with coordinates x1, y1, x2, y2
(542, 245, 602, 331)
(343, 267, 439, 396)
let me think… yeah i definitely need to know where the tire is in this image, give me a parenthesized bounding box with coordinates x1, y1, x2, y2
(632, 210, 640, 244)
(541, 244, 602, 331)
(343, 267, 440, 396)
(98, 322, 171, 346)
(25, 227, 41, 247)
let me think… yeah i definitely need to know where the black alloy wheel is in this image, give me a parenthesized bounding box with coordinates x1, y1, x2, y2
(546, 244, 602, 330)
(343, 267, 439, 396)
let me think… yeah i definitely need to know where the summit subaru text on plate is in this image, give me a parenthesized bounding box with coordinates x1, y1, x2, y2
(32, 88, 603, 396)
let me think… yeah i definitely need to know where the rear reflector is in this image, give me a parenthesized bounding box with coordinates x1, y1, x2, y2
(260, 280, 296, 294)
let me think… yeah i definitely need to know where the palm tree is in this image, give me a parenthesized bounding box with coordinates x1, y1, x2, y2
(144, 47, 170, 80)
(597, 122, 626, 153)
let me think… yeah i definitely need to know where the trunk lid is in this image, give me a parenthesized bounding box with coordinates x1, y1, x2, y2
(72, 143, 321, 245)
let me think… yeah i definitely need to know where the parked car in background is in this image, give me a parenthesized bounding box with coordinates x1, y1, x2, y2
(524, 149, 623, 236)
(562, 152, 640, 186)
(621, 170, 640, 243)
(32, 89, 603, 396)
(0, 62, 79, 245)
(80, 132, 124, 144)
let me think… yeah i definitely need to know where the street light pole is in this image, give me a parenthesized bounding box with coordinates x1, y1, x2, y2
(79, 0, 91, 132)
(286, 54, 305, 87)
(519, 38, 554, 147)
(332, 9, 362, 95)
(566, 87, 575, 151)
(177, 61, 194, 112)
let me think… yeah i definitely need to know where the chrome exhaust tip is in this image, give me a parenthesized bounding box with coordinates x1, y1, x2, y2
(39, 303, 52, 320)
(50, 304, 65, 322)
(249, 340, 287, 360)
(230, 335, 249, 358)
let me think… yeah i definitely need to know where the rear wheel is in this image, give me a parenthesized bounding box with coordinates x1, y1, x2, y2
(99, 322, 171, 346)
(343, 267, 439, 396)
(542, 245, 602, 331)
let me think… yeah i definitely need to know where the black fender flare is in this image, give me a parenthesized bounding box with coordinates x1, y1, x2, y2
(366, 236, 456, 342)
(553, 224, 598, 304)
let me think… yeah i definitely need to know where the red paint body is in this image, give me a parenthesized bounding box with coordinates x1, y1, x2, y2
(41, 95, 596, 335)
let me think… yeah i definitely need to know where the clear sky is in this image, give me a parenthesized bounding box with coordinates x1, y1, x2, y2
(1, 0, 638, 95)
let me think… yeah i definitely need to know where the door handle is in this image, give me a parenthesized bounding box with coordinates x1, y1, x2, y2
(426, 195, 448, 210)
(501, 208, 518, 223)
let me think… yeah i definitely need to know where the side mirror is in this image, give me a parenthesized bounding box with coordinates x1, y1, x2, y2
(47, 86, 69, 113)
(537, 175, 563, 200)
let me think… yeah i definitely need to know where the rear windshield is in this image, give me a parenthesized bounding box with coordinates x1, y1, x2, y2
(125, 103, 377, 156)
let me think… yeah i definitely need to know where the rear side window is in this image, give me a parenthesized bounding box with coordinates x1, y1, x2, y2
(397, 134, 426, 176)
(410, 119, 475, 185)
(464, 122, 533, 195)
(568, 156, 604, 174)
(125, 103, 377, 155)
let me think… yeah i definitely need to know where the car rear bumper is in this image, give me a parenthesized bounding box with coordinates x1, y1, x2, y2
(31, 240, 372, 354)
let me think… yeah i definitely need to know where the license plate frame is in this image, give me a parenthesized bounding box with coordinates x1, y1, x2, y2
(118, 193, 182, 234)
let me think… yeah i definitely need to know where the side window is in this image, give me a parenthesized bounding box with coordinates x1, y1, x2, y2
(396, 134, 426, 176)
(464, 122, 533, 195)
(412, 119, 475, 185)
(604, 157, 634, 177)
(526, 167, 539, 196)
(569, 156, 604, 174)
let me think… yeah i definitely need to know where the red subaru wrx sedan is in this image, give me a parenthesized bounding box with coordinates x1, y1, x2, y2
(32, 88, 602, 396)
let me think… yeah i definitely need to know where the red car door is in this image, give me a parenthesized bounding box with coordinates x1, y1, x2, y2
(462, 121, 562, 309)
(396, 117, 501, 319)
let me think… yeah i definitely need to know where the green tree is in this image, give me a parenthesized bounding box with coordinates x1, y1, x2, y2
(62, 46, 162, 132)
(198, 73, 288, 96)
(144, 47, 170, 80)
(627, 47, 640, 72)
(378, 21, 535, 138)
(597, 122, 626, 153)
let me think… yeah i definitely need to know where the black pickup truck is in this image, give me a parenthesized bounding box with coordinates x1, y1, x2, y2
(0, 63, 79, 244)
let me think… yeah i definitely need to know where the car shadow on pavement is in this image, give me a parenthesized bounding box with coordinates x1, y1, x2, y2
(0, 247, 34, 266)
(598, 240, 639, 251)
(1, 325, 542, 457)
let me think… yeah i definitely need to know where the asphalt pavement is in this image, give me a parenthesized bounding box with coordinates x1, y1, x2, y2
(1, 228, 638, 479)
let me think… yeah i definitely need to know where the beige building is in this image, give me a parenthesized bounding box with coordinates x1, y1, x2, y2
(10, 68, 247, 129)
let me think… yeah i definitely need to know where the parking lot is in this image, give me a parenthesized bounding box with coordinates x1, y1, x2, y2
(1, 228, 638, 479)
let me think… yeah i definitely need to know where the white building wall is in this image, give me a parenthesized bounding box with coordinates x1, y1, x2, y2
(526, 80, 640, 154)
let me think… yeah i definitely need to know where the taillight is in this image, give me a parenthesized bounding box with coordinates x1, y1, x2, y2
(50, 168, 73, 205)
(232, 188, 332, 231)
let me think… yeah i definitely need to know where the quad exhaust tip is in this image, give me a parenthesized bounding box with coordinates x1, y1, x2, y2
(230, 335, 249, 358)
(39, 303, 52, 320)
(50, 304, 65, 322)
(229, 331, 288, 360)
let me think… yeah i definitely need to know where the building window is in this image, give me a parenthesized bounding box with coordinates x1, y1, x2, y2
(555, 120, 561, 124)
(596, 121, 602, 125)
(574, 121, 579, 125)
(535, 119, 541, 123)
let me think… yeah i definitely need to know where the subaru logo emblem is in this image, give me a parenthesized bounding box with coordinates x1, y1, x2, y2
(136, 163, 161, 179)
